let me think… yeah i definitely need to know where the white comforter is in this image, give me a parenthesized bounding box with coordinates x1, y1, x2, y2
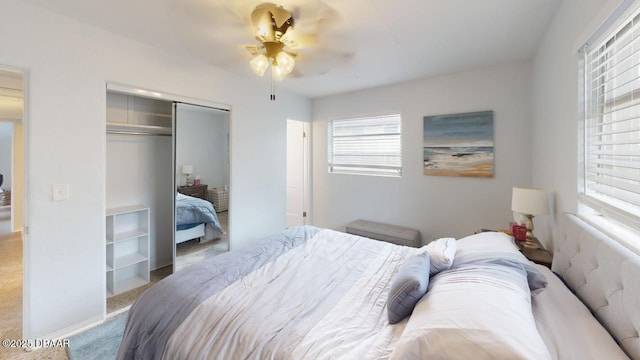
(159, 229, 549, 359)
(163, 230, 414, 359)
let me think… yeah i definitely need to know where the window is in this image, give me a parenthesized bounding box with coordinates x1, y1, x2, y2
(581, 6, 640, 230)
(328, 114, 402, 177)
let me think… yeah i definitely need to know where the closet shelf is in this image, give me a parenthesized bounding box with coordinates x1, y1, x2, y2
(139, 111, 172, 119)
(107, 205, 148, 216)
(114, 253, 147, 269)
(106, 122, 172, 136)
(111, 229, 147, 243)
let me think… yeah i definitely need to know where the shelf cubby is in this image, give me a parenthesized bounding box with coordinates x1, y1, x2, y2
(106, 206, 150, 297)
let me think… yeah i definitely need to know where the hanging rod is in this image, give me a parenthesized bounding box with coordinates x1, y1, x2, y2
(106, 130, 172, 137)
(106, 122, 172, 137)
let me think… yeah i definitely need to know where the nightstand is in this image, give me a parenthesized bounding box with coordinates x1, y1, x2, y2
(517, 237, 553, 268)
(177, 184, 208, 200)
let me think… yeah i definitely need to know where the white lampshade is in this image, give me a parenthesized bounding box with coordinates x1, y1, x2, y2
(182, 165, 193, 175)
(250, 54, 269, 77)
(511, 187, 549, 215)
(276, 51, 295, 74)
(272, 65, 285, 81)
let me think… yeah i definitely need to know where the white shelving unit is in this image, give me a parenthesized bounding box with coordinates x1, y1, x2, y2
(106, 205, 150, 297)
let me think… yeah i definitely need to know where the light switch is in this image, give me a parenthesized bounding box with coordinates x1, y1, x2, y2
(53, 184, 69, 201)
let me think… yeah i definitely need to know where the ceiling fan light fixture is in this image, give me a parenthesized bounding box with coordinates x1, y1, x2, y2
(275, 51, 295, 74)
(272, 64, 286, 81)
(250, 54, 269, 77)
(247, 3, 300, 99)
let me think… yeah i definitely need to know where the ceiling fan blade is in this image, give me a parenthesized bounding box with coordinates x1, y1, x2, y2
(292, 49, 356, 77)
(283, 32, 319, 49)
(245, 44, 264, 56)
(289, 0, 342, 33)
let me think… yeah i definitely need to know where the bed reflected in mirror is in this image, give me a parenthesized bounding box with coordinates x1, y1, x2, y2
(174, 103, 230, 272)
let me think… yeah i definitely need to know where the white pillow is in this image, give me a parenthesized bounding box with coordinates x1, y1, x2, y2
(390, 262, 552, 360)
(453, 231, 547, 291)
(455, 231, 520, 256)
(419, 237, 456, 275)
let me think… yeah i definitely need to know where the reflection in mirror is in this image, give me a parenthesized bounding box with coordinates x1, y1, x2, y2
(174, 103, 230, 272)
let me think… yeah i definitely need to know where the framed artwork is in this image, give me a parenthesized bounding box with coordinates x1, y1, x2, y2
(423, 110, 494, 178)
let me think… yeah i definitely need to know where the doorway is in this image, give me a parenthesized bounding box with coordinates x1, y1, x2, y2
(286, 120, 310, 227)
(0, 67, 25, 347)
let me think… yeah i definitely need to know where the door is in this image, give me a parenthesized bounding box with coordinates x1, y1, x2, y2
(286, 120, 309, 227)
(173, 102, 230, 272)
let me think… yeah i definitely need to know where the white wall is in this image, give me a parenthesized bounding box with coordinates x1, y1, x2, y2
(106, 134, 173, 270)
(531, 0, 623, 249)
(0, 0, 310, 339)
(312, 62, 533, 242)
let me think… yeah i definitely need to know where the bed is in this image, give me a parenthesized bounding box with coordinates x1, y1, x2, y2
(117, 213, 639, 359)
(175, 192, 224, 244)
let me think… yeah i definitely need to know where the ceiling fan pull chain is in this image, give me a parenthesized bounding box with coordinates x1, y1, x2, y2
(270, 69, 276, 101)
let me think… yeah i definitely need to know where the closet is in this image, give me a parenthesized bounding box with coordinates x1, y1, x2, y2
(105, 84, 231, 311)
(105, 91, 174, 303)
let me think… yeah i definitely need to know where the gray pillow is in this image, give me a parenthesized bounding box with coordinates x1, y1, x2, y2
(387, 253, 431, 324)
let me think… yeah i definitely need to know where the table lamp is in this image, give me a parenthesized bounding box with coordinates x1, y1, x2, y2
(182, 165, 193, 186)
(511, 187, 549, 249)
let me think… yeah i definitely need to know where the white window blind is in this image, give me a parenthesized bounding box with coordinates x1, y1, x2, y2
(582, 7, 640, 228)
(328, 114, 402, 177)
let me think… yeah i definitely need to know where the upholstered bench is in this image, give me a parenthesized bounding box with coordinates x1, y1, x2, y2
(346, 219, 422, 247)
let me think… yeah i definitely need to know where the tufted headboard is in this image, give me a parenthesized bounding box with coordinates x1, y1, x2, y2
(553, 213, 640, 359)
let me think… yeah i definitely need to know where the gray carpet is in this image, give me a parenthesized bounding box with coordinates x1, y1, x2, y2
(67, 316, 126, 360)
(175, 238, 228, 272)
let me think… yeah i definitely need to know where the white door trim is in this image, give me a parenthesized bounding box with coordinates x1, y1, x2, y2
(106, 82, 231, 111)
(0, 64, 29, 339)
(286, 120, 311, 226)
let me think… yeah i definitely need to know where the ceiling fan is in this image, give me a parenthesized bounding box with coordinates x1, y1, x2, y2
(203, 1, 350, 100)
(245, 3, 298, 82)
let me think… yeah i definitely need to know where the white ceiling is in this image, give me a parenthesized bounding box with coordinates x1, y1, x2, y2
(23, 0, 563, 98)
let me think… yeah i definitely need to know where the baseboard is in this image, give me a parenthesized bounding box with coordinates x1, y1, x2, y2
(152, 261, 172, 271)
(27, 314, 104, 351)
(107, 305, 131, 320)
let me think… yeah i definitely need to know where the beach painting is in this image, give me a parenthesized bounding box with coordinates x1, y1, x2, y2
(423, 111, 494, 177)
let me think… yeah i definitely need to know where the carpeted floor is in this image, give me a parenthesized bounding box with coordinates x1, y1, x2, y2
(0, 219, 68, 360)
(175, 236, 229, 272)
(175, 211, 229, 272)
(66, 315, 127, 360)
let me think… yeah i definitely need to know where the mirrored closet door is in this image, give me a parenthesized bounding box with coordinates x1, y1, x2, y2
(174, 103, 230, 272)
